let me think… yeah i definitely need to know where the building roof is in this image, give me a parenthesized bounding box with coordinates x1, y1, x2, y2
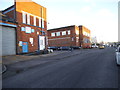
(2, 5, 14, 13)
(47, 25, 76, 31)
(0, 12, 16, 23)
(15, 0, 46, 9)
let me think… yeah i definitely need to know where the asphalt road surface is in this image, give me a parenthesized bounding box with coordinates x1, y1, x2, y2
(3, 47, 119, 88)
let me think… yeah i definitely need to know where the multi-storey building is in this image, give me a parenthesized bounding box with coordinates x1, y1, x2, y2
(2, 0, 47, 54)
(48, 25, 80, 48)
(47, 25, 91, 49)
(79, 25, 91, 48)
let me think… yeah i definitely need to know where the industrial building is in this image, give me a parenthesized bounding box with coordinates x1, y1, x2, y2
(47, 25, 91, 49)
(79, 25, 91, 48)
(1, 0, 47, 55)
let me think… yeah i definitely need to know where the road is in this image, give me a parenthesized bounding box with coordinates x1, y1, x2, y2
(3, 47, 118, 88)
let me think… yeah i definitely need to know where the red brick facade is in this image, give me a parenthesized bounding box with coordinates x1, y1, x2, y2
(48, 25, 91, 48)
(2, 0, 47, 54)
(79, 25, 91, 48)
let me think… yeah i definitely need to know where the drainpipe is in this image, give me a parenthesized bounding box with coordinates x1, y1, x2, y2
(41, 7, 47, 50)
(41, 7, 43, 35)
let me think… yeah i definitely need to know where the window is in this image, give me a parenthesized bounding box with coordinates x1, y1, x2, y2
(72, 37, 74, 41)
(27, 13, 30, 25)
(68, 30, 70, 35)
(76, 37, 79, 42)
(87, 33, 89, 36)
(83, 38, 87, 43)
(83, 31, 86, 36)
(34, 16, 36, 26)
(56, 32, 60, 36)
(83, 31, 90, 37)
(87, 39, 90, 43)
(51, 33, 55, 37)
(31, 29, 34, 33)
(88, 33, 90, 37)
(29, 38, 34, 46)
(76, 30, 79, 35)
(22, 11, 26, 24)
(39, 17, 41, 27)
(83, 38, 90, 43)
(25, 27, 31, 33)
(86, 33, 88, 36)
(21, 27, 25, 31)
(62, 31, 66, 35)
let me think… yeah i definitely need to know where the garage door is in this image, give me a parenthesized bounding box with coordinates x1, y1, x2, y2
(0, 26, 16, 56)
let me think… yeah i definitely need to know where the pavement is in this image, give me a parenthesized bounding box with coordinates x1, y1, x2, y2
(1, 50, 75, 74)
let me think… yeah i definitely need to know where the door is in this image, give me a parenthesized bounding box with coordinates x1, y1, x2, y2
(22, 42, 28, 53)
(39, 36, 45, 50)
(1, 26, 16, 56)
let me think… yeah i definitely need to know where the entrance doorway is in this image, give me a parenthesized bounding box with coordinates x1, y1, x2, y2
(39, 36, 45, 50)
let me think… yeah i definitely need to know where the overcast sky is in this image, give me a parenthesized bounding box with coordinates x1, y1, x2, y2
(0, 0, 119, 42)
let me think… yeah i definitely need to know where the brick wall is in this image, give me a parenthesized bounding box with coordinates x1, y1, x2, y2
(48, 25, 91, 48)
(79, 25, 91, 48)
(15, 1, 47, 53)
(48, 25, 80, 47)
(3, 0, 47, 54)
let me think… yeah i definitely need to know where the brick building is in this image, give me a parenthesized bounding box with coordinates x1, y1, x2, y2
(79, 25, 91, 48)
(47, 25, 91, 49)
(0, 12, 17, 56)
(2, 0, 47, 54)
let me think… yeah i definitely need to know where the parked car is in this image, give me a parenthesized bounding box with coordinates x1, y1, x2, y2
(72, 46, 81, 49)
(91, 45, 98, 48)
(48, 46, 58, 50)
(116, 46, 120, 65)
(99, 45, 105, 49)
(83, 45, 92, 49)
(58, 46, 71, 50)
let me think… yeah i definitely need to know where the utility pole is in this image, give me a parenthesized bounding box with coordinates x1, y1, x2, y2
(41, 7, 47, 50)
(41, 7, 43, 35)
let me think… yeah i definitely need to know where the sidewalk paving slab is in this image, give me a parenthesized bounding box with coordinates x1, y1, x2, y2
(2, 51, 69, 65)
